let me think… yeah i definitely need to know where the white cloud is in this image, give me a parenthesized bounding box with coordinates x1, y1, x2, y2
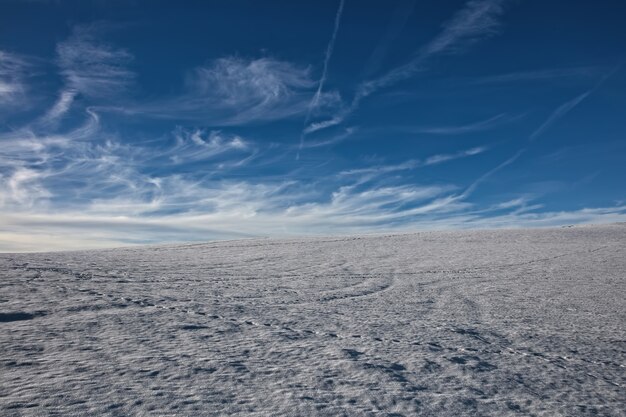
(339, 146, 487, 180)
(413, 114, 515, 135)
(0, 107, 261, 222)
(189, 57, 313, 105)
(167, 127, 252, 164)
(0, 168, 50, 208)
(0, 181, 453, 251)
(303, 115, 345, 135)
(0, 110, 620, 252)
(424, 146, 487, 165)
(1, 6, 622, 253)
(0, 50, 29, 108)
(340, 159, 421, 177)
(423, 0, 505, 56)
(3, 180, 624, 252)
(1, 113, 487, 251)
(56, 24, 134, 99)
(41, 90, 78, 124)
(136, 57, 340, 126)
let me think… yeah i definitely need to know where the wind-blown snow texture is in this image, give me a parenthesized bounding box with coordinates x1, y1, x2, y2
(1, 224, 625, 416)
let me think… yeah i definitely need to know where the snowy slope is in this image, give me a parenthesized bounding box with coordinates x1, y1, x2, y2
(1, 224, 625, 416)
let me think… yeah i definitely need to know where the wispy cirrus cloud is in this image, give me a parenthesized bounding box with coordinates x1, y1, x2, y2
(41, 89, 78, 124)
(0, 50, 30, 110)
(0, 108, 99, 173)
(339, 159, 422, 177)
(0, 168, 50, 208)
(0, 103, 620, 252)
(0, 180, 458, 251)
(0, 110, 509, 252)
(56, 24, 135, 99)
(425, 146, 487, 165)
(165, 127, 251, 165)
(284, 183, 458, 222)
(133, 57, 341, 126)
(1, 4, 622, 253)
(3, 180, 625, 252)
(423, 0, 506, 57)
(339, 146, 487, 184)
(37, 23, 136, 124)
(0, 108, 256, 218)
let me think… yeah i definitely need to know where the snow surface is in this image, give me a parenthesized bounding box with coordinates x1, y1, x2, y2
(1, 224, 625, 416)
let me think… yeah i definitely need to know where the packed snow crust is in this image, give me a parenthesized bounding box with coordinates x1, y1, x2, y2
(1, 224, 625, 416)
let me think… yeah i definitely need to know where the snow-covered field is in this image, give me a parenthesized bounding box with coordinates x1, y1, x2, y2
(1, 224, 625, 416)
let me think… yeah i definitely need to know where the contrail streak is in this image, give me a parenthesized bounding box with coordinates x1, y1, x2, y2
(303, 0, 507, 136)
(530, 63, 622, 141)
(462, 63, 623, 199)
(298, 0, 345, 158)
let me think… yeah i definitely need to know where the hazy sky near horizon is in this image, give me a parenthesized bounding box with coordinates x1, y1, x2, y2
(1, 0, 625, 251)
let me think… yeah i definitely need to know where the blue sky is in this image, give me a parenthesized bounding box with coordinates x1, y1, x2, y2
(1, 0, 625, 251)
